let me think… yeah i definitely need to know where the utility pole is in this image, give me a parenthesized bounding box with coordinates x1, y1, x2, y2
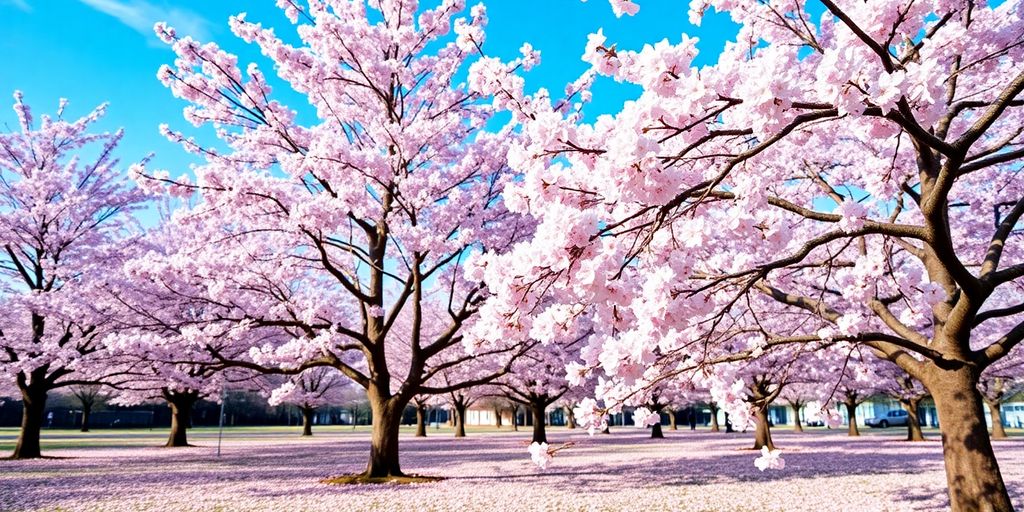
(217, 386, 226, 457)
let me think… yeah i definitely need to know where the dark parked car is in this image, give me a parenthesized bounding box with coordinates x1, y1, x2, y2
(865, 409, 909, 428)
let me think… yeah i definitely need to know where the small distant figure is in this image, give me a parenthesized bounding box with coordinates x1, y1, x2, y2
(47, 412, 53, 428)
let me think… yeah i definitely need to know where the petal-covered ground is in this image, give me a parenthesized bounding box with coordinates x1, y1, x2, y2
(0, 426, 1021, 511)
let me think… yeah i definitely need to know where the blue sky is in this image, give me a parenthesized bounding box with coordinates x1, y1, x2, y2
(0, 0, 740, 180)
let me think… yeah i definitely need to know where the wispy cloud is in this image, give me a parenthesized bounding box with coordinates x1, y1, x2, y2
(79, 0, 211, 46)
(1, 0, 32, 12)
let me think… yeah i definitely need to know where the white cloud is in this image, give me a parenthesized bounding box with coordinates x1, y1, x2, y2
(1, 0, 31, 12)
(79, 0, 211, 45)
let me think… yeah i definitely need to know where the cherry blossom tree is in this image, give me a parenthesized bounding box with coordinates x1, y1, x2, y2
(66, 385, 109, 433)
(708, 346, 822, 451)
(145, 0, 534, 478)
(411, 394, 430, 437)
(634, 378, 694, 438)
(0, 92, 146, 458)
(872, 357, 930, 441)
(780, 383, 818, 433)
(490, 319, 591, 443)
(821, 351, 887, 437)
(471, 1, 1024, 508)
(102, 225, 262, 448)
(978, 347, 1024, 439)
(267, 367, 351, 436)
(105, 330, 228, 448)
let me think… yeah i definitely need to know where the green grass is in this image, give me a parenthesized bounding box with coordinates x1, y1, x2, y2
(0, 424, 520, 451)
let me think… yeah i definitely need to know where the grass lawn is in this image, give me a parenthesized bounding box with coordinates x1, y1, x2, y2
(0, 425, 1021, 511)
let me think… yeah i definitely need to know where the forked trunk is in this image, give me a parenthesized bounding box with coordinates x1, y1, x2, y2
(80, 404, 92, 433)
(364, 395, 407, 478)
(651, 421, 664, 439)
(301, 407, 314, 436)
(165, 394, 197, 447)
(565, 406, 576, 429)
(454, 403, 467, 438)
(711, 406, 721, 432)
(790, 403, 803, 433)
(668, 409, 677, 430)
(531, 401, 547, 444)
(13, 385, 48, 459)
(415, 404, 427, 437)
(904, 399, 925, 442)
(928, 368, 1012, 512)
(844, 401, 860, 437)
(986, 400, 1007, 440)
(752, 406, 774, 450)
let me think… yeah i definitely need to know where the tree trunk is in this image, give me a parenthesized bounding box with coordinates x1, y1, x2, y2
(668, 409, 677, 430)
(565, 406, 576, 429)
(752, 406, 775, 450)
(929, 368, 1013, 512)
(845, 401, 860, 437)
(651, 421, 664, 439)
(712, 406, 723, 432)
(987, 400, 1007, 440)
(905, 399, 925, 442)
(531, 401, 547, 444)
(165, 394, 197, 447)
(12, 385, 48, 459)
(511, 404, 519, 431)
(454, 402, 467, 438)
(301, 407, 314, 436)
(790, 403, 803, 433)
(415, 404, 427, 437)
(364, 394, 407, 478)
(80, 403, 92, 433)
(494, 407, 503, 428)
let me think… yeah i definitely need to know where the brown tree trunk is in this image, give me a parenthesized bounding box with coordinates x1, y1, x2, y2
(165, 394, 197, 447)
(710, 405, 721, 432)
(928, 368, 1012, 512)
(511, 404, 519, 432)
(987, 400, 1007, 440)
(301, 407, 314, 436)
(364, 393, 407, 478)
(790, 403, 804, 433)
(494, 407, 503, 428)
(415, 404, 427, 437)
(12, 384, 48, 459)
(668, 409, 678, 430)
(531, 401, 547, 444)
(752, 406, 775, 450)
(904, 399, 925, 442)
(80, 403, 92, 433)
(844, 401, 860, 437)
(565, 406, 576, 429)
(454, 402, 467, 438)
